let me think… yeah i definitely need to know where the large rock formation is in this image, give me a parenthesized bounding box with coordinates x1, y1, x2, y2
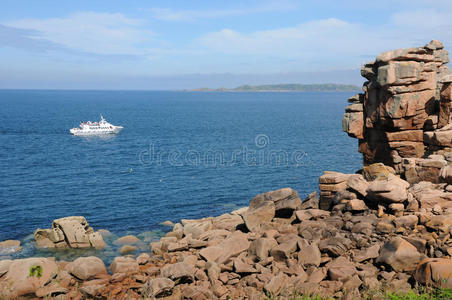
(343, 40, 452, 183)
(0, 178, 451, 299)
(34, 216, 106, 249)
(1, 41, 451, 299)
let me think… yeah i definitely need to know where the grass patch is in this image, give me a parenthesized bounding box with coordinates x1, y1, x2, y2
(383, 288, 452, 300)
(29, 265, 43, 278)
(265, 287, 452, 300)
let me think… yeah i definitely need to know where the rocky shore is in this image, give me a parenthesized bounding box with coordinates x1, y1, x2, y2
(1, 40, 452, 299)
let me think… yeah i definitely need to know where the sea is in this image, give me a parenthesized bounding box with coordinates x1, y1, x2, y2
(0, 90, 362, 261)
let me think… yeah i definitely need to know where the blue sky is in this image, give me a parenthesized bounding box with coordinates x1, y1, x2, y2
(0, 0, 451, 89)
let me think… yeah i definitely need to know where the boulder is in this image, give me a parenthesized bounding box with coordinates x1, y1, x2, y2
(113, 235, 141, 245)
(264, 273, 289, 297)
(53, 216, 91, 248)
(410, 183, 452, 209)
(415, 258, 452, 289)
(215, 231, 251, 264)
(248, 238, 278, 261)
(147, 278, 175, 298)
(295, 209, 330, 221)
(346, 174, 369, 197)
(200, 232, 250, 265)
(136, 253, 150, 265)
(428, 128, 452, 147)
(426, 40, 444, 50)
(167, 239, 189, 252)
(425, 214, 452, 232)
(233, 256, 257, 273)
(149, 241, 164, 255)
(342, 111, 364, 139)
(34, 229, 56, 248)
(327, 257, 357, 281)
(345, 199, 368, 211)
(243, 197, 275, 232)
(161, 262, 195, 283)
(362, 163, 395, 181)
(79, 284, 105, 298)
(212, 213, 244, 231)
(119, 245, 137, 255)
(319, 171, 350, 184)
(386, 130, 424, 142)
(319, 236, 353, 257)
(97, 229, 113, 238)
(0, 257, 58, 298)
(35, 283, 67, 298)
(34, 216, 106, 249)
(199, 246, 223, 262)
(393, 215, 418, 229)
(109, 256, 139, 274)
(198, 229, 231, 241)
(376, 220, 394, 233)
(166, 223, 183, 239)
(300, 191, 319, 209)
(182, 285, 214, 299)
(319, 172, 351, 210)
(353, 244, 381, 263)
(403, 236, 426, 253)
(252, 188, 301, 212)
(182, 219, 213, 239)
(270, 239, 298, 262)
(440, 165, 452, 184)
(376, 45, 435, 62)
(88, 232, 107, 250)
(307, 267, 327, 283)
(0, 259, 12, 277)
(376, 237, 424, 272)
(297, 239, 321, 267)
(367, 174, 410, 203)
(66, 256, 107, 280)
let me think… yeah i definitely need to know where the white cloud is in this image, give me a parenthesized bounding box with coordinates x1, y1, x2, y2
(196, 18, 394, 70)
(392, 9, 452, 29)
(150, 8, 248, 21)
(6, 12, 152, 55)
(150, 1, 298, 22)
(198, 19, 356, 55)
(2, 4, 452, 79)
(389, 8, 452, 48)
(195, 6, 452, 72)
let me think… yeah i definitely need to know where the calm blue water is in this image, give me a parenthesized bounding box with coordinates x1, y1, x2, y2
(0, 90, 361, 248)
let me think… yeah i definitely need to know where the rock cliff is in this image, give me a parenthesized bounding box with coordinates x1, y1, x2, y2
(343, 40, 452, 184)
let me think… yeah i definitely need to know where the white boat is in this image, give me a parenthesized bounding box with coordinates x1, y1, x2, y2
(70, 115, 123, 136)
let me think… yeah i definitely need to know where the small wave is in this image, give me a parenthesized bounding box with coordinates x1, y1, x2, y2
(0, 246, 21, 255)
(0, 129, 67, 135)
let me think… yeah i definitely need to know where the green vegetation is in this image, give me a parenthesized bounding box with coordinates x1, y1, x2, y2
(190, 83, 361, 92)
(29, 265, 43, 278)
(264, 287, 452, 300)
(382, 288, 452, 300)
(232, 83, 360, 92)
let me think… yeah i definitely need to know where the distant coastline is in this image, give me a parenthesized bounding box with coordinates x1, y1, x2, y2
(187, 83, 361, 92)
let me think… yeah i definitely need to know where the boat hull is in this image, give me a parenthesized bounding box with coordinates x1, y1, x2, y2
(70, 126, 123, 136)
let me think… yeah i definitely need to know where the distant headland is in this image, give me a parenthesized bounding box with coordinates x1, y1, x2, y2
(187, 83, 361, 92)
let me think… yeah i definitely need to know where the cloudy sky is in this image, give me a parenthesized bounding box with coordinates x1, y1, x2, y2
(0, 0, 451, 89)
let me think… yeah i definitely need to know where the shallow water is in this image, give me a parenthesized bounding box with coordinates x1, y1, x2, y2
(0, 90, 362, 260)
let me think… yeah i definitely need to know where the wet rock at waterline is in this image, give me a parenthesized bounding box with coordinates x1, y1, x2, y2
(34, 216, 106, 250)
